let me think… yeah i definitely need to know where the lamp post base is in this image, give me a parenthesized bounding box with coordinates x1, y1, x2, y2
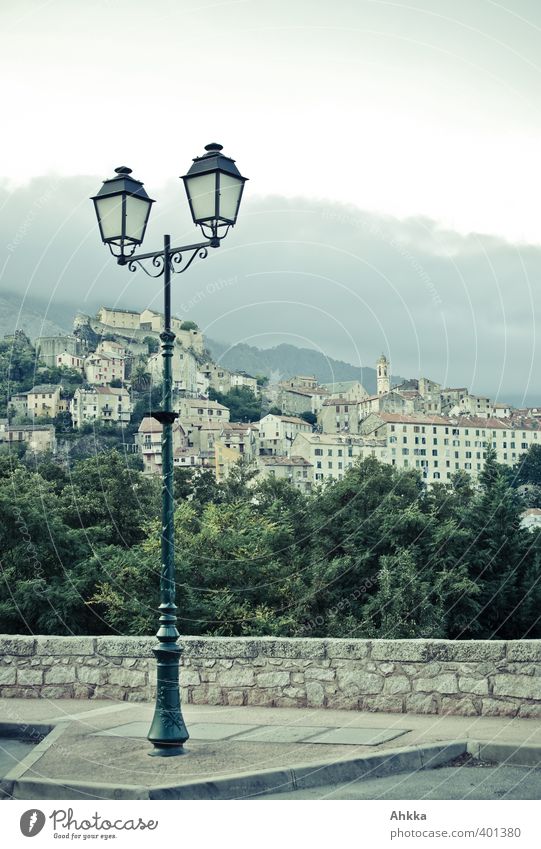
(148, 745, 188, 758)
(147, 642, 189, 753)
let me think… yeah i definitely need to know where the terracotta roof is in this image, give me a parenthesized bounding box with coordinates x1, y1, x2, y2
(138, 417, 162, 433)
(264, 414, 310, 425)
(28, 384, 59, 394)
(184, 399, 229, 410)
(259, 456, 312, 467)
(368, 412, 541, 431)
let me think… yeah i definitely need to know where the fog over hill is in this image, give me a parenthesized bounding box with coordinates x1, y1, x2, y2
(206, 339, 405, 394)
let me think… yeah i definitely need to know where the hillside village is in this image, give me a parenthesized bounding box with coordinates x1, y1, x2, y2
(1, 305, 541, 492)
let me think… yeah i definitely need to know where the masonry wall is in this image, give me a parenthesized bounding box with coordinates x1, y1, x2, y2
(0, 636, 540, 718)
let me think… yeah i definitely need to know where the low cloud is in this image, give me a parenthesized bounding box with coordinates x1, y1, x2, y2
(0, 177, 539, 405)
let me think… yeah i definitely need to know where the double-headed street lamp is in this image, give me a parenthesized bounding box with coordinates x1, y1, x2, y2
(91, 144, 247, 756)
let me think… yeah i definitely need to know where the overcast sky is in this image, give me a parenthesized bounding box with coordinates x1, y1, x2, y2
(1, 0, 540, 403)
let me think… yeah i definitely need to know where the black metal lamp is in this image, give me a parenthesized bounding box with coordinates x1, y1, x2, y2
(182, 143, 247, 245)
(91, 167, 155, 263)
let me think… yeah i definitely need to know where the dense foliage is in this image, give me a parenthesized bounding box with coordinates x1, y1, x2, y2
(208, 385, 262, 422)
(0, 446, 539, 639)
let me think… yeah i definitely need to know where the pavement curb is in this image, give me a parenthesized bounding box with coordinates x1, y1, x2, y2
(2, 740, 470, 801)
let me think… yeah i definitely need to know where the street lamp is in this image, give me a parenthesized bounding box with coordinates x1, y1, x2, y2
(91, 144, 247, 756)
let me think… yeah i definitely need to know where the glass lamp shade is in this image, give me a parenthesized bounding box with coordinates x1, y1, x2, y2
(91, 167, 154, 259)
(182, 144, 247, 241)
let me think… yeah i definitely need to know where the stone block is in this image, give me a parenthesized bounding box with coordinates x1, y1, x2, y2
(414, 674, 457, 694)
(305, 681, 325, 707)
(506, 641, 541, 662)
(77, 666, 108, 685)
(225, 690, 245, 706)
(41, 685, 73, 699)
(107, 668, 147, 687)
(412, 662, 441, 678)
(179, 668, 200, 686)
(0, 686, 40, 698)
(362, 695, 404, 713)
(492, 674, 541, 700)
(257, 637, 326, 659)
(378, 663, 395, 675)
(0, 636, 36, 656)
(73, 684, 94, 699)
(304, 667, 335, 682)
(517, 703, 541, 718)
(35, 637, 95, 656)
(371, 640, 428, 662)
(481, 698, 519, 717)
(440, 696, 478, 716)
(17, 669, 43, 686)
(283, 685, 306, 699)
(245, 687, 283, 706)
(91, 685, 128, 700)
(426, 640, 506, 662)
(125, 690, 151, 702)
(383, 675, 410, 695)
(0, 667, 16, 685)
(256, 671, 290, 688)
(218, 667, 255, 687)
(336, 669, 383, 695)
(458, 676, 489, 696)
(405, 694, 438, 714)
(96, 637, 155, 658)
(181, 637, 259, 659)
(324, 639, 370, 660)
(44, 666, 77, 684)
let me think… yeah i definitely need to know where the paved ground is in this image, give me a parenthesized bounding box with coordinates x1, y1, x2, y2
(1, 699, 540, 798)
(262, 765, 541, 800)
(0, 740, 35, 779)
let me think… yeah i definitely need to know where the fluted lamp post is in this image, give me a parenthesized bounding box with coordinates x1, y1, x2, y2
(91, 144, 247, 756)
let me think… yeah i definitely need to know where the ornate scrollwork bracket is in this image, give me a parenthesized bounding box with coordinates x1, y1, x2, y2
(124, 240, 212, 278)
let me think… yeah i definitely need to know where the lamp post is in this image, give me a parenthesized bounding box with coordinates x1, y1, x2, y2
(91, 144, 247, 756)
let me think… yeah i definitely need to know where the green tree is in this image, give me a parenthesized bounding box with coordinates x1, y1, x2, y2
(143, 335, 159, 354)
(209, 386, 262, 422)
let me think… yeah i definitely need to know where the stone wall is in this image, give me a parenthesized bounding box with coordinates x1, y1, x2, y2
(0, 636, 540, 718)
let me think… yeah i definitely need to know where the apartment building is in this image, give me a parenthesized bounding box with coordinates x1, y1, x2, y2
(258, 414, 312, 456)
(136, 417, 187, 474)
(84, 351, 125, 385)
(56, 351, 84, 371)
(360, 412, 541, 482)
(320, 380, 368, 402)
(279, 385, 329, 416)
(26, 385, 62, 419)
(291, 431, 388, 483)
(319, 398, 361, 434)
(148, 348, 207, 396)
(71, 386, 131, 427)
(230, 371, 258, 395)
(0, 423, 56, 454)
(256, 455, 313, 492)
(178, 398, 230, 424)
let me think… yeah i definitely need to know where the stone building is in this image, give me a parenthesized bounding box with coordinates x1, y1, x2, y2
(258, 414, 312, 456)
(71, 386, 131, 427)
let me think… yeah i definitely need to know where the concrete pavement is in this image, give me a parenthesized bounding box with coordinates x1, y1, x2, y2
(0, 698, 540, 799)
